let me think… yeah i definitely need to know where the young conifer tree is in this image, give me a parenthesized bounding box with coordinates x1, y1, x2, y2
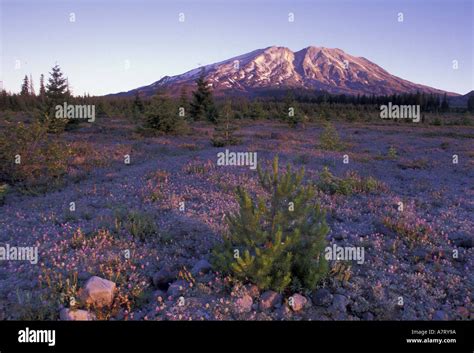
(20, 75, 30, 96)
(39, 74, 46, 98)
(211, 100, 240, 147)
(213, 156, 329, 292)
(44, 64, 70, 132)
(190, 69, 218, 123)
(145, 94, 188, 135)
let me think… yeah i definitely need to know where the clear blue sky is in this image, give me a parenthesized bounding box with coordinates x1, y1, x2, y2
(1, 0, 472, 96)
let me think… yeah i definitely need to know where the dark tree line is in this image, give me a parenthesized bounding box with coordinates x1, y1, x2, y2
(2, 66, 471, 127)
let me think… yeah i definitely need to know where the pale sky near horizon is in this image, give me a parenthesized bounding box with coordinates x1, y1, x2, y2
(0, 0, 472, 96)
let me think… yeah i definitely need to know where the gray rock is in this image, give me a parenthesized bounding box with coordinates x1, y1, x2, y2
(312, 288, 333, 307)
(289, 294, 308, 312)
(60, 308, 95, 321)
(331, 294, 349, 313)
(235, 294, 253, 313)
(80, 276, 116, 308)
(152, 268, 175, 289)
(191, 259, 212, 276)
(259, 291, 282, 311)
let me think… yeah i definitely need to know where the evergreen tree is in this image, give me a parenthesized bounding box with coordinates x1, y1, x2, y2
(44, 64, 70, 132)
(190, 70, 218, 123)
(132, 92, 145, 118)
(39, 74, 46, 97)
(319, 121, 344, 150)
(145, 94, 188, 134)
(212, 156, 329, 292)
(46, 64, 68, 100)
(28, 74, 35, 96)
(20, 75, 29, 96)
(440, 93, 449, 112)
(211, 100, 240, 147)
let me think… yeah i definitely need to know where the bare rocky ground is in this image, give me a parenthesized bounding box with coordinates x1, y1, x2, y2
(0, 119, 472, 321)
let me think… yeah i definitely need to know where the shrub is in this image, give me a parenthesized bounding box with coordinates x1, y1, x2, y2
(431, 117, 442, 126)
(382, 216, 431, 246)
(114, 208, 157, 241)
(12, 289, 59, 320)
(0, 121, 69, 193)
(345, 111, 358, 122)
(41, 109, 70, 134)
(319, 121, 344, 151)
(387, 145, 397, 159)
(212, 156, 329, 293)
(317, 167, 383, 195)
(144, 96, 188, 135)
(183, 158, 215, 175)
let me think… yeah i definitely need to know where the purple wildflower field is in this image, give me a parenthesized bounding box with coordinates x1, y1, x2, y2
(0, 119, 472, 321)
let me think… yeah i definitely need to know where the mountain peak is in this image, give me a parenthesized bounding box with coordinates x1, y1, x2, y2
(111, 46, 456, 97)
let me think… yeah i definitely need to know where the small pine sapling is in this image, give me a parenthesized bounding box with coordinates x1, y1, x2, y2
(212, 156, 329, 293)
(211, 100, 240, 147)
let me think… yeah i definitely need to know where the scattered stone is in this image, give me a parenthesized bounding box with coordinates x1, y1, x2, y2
(312, 288, 333, 307)
(289, 294, 307, 312)
(259, 291, 282, 311)
(235, 294, 253, 313)
(60, 308, 95, 321)
(80, 276, 116, 308)
(167, 280, 188, 297)
(152, 268, 175, 289)
(331, 294, 349, 313)
(191, 259, 212, 276)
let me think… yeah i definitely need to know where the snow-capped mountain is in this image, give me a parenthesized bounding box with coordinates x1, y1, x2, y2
(111, 46, 457, 97)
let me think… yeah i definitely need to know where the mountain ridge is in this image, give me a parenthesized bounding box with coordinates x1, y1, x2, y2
(109, 46, 460, 97)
